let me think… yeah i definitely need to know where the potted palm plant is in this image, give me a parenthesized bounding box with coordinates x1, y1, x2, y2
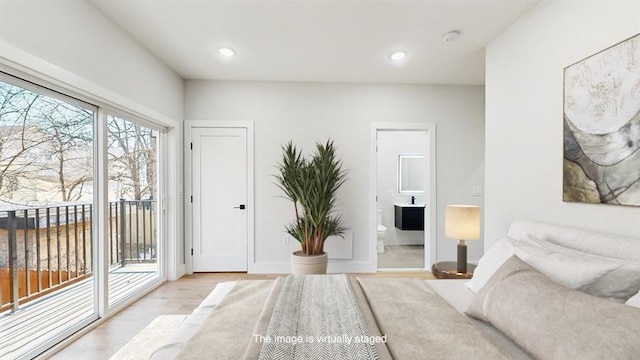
(275, 139, 348, 274)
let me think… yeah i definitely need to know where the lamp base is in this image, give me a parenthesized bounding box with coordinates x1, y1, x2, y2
(457, 242, 467, 274)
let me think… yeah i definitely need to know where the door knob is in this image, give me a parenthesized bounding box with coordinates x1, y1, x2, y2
(234, 204, 246, 210)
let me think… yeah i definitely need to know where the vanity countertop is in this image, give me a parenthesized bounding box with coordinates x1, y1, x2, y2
(394, 203, 426, 208)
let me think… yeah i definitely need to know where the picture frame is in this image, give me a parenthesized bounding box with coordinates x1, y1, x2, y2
(563, 33, 640, 207)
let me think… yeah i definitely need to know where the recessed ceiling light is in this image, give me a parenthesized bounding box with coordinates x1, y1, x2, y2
(390, 51, 407, 61)
(443, 31, 461, 42)
(218, 47, 235, 57)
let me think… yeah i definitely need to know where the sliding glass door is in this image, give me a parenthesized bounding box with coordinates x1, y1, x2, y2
(0, 74, 98, 359)
(0, 72, 167, 358)
(106, 114, 161, 308)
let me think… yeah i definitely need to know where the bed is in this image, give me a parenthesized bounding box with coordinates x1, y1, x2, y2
(152, 221, 640, 359)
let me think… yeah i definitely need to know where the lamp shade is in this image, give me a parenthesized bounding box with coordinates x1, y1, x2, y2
(445, 205, 480, 240)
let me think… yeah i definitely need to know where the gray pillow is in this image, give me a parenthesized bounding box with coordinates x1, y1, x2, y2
(466, 256, 640, 360)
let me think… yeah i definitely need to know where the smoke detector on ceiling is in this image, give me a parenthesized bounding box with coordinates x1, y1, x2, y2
(443, 31, 461, 42)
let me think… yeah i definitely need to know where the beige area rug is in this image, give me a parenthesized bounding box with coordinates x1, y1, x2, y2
(110, 314, 187, 360)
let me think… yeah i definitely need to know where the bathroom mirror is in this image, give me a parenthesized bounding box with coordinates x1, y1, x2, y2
(398, 155, 425, 194)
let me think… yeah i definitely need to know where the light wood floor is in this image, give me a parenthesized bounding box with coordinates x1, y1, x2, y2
(50, 271, 434, 359)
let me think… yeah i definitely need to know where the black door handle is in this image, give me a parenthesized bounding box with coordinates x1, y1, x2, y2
(234, 204, 246, 210)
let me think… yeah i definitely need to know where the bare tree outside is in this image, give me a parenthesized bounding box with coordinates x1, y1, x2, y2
(40, 103, 93, 202)
(107, 115, 157, 201)
(0, 80, 158, 207)
(0, 80, 94, 205)
(0, 84, 51, 201)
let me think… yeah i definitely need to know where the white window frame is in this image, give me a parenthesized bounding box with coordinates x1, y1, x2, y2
(0, 49, 181, 357)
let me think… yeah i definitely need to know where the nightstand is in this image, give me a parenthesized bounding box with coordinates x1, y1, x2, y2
(431, 261, 476, 279)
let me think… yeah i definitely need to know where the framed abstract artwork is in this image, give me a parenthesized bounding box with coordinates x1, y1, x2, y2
(563, 33, 640, 207)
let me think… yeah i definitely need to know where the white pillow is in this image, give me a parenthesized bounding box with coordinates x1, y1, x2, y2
(520, 234, 640, 300)
(512, 241, 619, 290)
(465, 237, 514, 293)
(466, 235, 620, 294)
(626, 291, 640, 308)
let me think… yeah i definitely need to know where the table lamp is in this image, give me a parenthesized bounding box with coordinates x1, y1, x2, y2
(445, 205, 480, 274)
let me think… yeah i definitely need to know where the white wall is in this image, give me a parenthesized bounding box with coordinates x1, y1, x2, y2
(485, 0, 640, 248)
(185, 80, 486, 272)
(0, 0, 183, 122)
(377, 130, 426, 246)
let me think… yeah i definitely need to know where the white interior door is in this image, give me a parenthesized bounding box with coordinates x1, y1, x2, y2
(192, 127, 247, 271)
(370, 124, 437, 271)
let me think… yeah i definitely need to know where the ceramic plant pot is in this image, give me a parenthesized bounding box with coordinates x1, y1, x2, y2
(290, 251, 328, 274)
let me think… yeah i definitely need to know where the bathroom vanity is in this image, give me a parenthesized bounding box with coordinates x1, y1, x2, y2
(394, 204, 425, 230)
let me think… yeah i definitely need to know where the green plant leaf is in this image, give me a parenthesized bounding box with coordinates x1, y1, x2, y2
(273, 139, 348, 256)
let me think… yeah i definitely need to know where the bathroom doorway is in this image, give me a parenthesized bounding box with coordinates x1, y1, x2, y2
(370, 124, 436, 270)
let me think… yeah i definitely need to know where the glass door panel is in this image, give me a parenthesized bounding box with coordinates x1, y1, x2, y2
(106, 114, 161, 308)
(0, 76, 97, 358)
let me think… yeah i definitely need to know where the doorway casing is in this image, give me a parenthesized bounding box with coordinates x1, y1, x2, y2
(184, 121, 255, 274)
(370, 123, 437, 270)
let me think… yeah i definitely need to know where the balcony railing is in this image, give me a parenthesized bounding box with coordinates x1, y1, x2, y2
(0, 199, 157, 314)
(108, 199, 157, 267)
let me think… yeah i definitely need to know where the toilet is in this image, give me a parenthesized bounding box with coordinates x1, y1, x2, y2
(377, 209, 387, 253)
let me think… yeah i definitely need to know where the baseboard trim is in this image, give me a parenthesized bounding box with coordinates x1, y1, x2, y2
(249, 261, 376, 274)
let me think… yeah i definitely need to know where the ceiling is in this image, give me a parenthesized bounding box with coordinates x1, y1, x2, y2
(90, 0, 539, 85)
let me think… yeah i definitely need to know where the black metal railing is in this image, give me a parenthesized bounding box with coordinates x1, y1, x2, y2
(108, 199, 157, 267)
(0, 199, 156, 314)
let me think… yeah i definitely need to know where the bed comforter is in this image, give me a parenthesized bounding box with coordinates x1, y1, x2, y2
(175, 274, 509, 360)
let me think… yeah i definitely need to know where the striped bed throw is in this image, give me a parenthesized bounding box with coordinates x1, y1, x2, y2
(258, 274, 379, 360)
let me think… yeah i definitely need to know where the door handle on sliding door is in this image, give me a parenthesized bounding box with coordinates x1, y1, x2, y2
(234, 204, 246, 210)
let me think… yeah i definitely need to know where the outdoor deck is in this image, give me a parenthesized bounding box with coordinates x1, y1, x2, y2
(0, 266, 158, 359)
